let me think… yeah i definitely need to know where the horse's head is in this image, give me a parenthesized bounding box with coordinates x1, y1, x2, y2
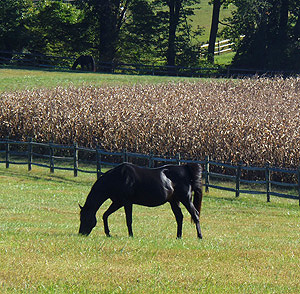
(78, 204, 97, 236)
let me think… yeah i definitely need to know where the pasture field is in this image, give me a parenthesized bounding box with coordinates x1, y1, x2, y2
(1, 165, 300, 293)
(0, 68, 200, 93)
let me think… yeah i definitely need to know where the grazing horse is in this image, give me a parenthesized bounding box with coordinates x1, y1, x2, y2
(79, 162, 203, 239)
(72, 55, 96, 72)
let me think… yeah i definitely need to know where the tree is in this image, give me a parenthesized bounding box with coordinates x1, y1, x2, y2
(119, 0, 160, 63)
(0, 0, 32, 52)
(27, 0, 87, 56)
(77, 0, 131, 65)
(166, 0, 182, 66)
(222, 0, 300, 70)
(207, 0, 223, 63)
(154, 0, 201, 67)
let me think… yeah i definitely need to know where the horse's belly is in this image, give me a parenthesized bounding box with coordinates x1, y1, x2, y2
(134, 200, 167, 207)
(130, 177, 173, 207)
(131, 193, 168, 207)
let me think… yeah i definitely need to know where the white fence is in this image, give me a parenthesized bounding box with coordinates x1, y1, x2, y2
(201, 39, 235, 55)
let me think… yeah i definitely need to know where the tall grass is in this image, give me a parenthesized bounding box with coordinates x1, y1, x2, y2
(1, 165, 300, 293)
(1, 77, 300, 168)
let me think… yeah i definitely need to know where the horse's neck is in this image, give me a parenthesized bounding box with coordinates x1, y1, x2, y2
(84, 185, 107, 213)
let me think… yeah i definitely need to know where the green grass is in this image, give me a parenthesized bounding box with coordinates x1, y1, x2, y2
(214, 51, 235, 66)
(1, 165, 300, 293)
(0, 68, 203, 92)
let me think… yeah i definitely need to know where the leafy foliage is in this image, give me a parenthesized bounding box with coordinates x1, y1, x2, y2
(26, 0, 87, 56)
(118, 0, 161, 63)
(0, 0, 33, 51)
(223, 0, 300, 70)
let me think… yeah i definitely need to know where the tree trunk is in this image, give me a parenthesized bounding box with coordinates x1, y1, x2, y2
(207, 0, 222, 63)
(98, 1, 118, 64)
(96, 0, 129, 69)
(278, 0, 289, 41)
(167, 0, 182, 67)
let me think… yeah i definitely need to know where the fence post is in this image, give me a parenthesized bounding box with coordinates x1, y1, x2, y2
(265, 163, 271, 202)
(5, 136, 10, 169)
(236, 163, 241, 197)
(148, 151, 153, 168)
(28, 137, 32, 171)
(49, 142, 54, 173)
(123, 149, 128, 162)
(205, 155, 210, 192)
(176, 153, 181, 165)
(96, 147, 102, 179)
(73, 142, 78, 177)
(297, 167, 300, 206)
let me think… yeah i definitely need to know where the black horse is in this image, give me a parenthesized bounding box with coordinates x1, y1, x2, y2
(72, 55, 96, 72)
(79, 162, 203, 239)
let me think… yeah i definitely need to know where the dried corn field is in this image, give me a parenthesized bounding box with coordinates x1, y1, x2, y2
(1, 77, 300, 168)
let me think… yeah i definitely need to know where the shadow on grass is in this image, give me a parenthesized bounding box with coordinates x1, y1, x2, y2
(0, 166, 91, 186)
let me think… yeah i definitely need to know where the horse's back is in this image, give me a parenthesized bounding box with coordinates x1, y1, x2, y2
(117, 163, 174, 206)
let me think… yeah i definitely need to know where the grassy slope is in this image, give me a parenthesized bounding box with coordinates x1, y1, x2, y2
(190, 0, 234, 43)
(0, 68, 203, 92)
(1, 165, 300, 293)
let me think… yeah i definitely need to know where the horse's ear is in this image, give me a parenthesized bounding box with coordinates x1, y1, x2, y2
(78, 203, 83, 210)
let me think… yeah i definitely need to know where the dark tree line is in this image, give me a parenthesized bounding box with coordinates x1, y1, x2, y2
(0, 0, 202, 67)
(1, 0, 300, 70)
(222, 0, 300, 70)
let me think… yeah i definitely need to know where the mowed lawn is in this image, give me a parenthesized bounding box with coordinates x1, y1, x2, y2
(1, 165, 300, 293)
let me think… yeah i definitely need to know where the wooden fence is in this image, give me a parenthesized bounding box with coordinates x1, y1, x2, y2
(0, 138, 299, 205)
(201, 39, 235, 55)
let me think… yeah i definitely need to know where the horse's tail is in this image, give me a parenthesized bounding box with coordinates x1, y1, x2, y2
(187, 163, 203, 218)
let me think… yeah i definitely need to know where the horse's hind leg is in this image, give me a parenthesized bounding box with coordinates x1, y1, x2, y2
(169, 200, 183, 239)
(181, 198, 202, 239)
(102, 202, 122, 237)
(124, 204, 133, 237)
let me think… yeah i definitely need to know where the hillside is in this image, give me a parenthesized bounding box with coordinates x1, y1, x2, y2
(190, 0, 234, 43)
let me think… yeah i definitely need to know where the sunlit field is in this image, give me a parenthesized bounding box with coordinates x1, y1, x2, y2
(1, 165, 300, 293)
(1, 68, 300, 293)
(0, 68, 200, 92)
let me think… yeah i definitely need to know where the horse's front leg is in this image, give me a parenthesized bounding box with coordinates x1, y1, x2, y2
(124, 204, 133, 237)
(102, 202, 122, 237)
(169, 200, 183, 239)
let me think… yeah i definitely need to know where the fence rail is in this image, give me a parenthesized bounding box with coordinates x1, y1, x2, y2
(1, 138, 299, 205)
(201, 39, 235, 55)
